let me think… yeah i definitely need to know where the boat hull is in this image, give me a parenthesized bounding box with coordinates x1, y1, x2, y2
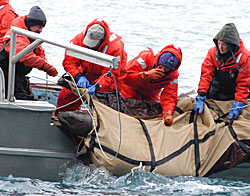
(0, 100, 75, 181)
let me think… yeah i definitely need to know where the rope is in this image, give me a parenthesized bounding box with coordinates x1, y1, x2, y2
(52, 71, 123, 161)
(83, 69, 123, 161)
(31, 75, 59, 84)
(229, 104, 250, 111)
(16, 71, 124, 161)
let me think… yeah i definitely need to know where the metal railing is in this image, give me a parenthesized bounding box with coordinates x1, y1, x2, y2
(6, 26, 120, 102)
(0, 68, 5, 101)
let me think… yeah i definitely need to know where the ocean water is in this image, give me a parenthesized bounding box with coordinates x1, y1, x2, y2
(11, 0, 250, 93)
(0, 163, 250, 196)
(3, 0, 250, 195)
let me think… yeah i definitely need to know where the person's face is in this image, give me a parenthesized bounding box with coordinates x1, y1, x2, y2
(30, 25, 44, 34)
(158, 64, 171, 72)
(217, 40, 229, 54)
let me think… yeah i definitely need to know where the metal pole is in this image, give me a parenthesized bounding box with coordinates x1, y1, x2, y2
(6, 26, 120, 102)
(11, 39, 43, 64)
(11, 27, 119, 69)
(0, 68, 5, 101)
(7, 29, 16, 102)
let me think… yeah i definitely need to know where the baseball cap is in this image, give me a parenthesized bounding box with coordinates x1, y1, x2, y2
(83, 24, 105, 48)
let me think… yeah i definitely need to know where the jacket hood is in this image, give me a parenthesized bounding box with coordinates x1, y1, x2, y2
(155, 44, 182, 70)
(0, 0, 9, 5)
(213, 23, 240, 53)
(83, 18, 111, 50)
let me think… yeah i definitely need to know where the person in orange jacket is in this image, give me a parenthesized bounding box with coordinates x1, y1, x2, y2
(0, 0, 18, 48)
(0, 6, 58, 100)
(121, 45, 182, 126)
(55, 18, 127, 116)
(194, 23, 250, 120)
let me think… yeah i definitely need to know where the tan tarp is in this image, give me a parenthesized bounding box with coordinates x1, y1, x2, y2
(81, 97, 250, 177)
(57, 76, 249, 177)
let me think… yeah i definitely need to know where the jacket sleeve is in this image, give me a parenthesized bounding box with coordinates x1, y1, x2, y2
(5, 35, 51, 71)
(62, 34, 84, 79)
(197, 48, 216, 94)
(160, 72, 179, 114)
(124, 52, 151, 86)
(35, 45, 46, 59)
(235, 52, 250, 103)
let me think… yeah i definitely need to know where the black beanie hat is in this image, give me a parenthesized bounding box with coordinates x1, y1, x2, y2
(26, 6, 46, 27)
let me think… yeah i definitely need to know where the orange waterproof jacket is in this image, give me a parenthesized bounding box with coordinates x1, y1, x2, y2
(62, 18, 127, 92)
(122, 45, 182, 114)
(0, 1, 18, 48)
(198, 39, 250, 103)
(3, 16, 50, 71)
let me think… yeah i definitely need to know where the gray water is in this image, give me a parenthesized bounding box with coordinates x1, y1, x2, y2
(1, 163, 250, 196)
(12, 0, 250, 93)
(3, 0, 250, 195)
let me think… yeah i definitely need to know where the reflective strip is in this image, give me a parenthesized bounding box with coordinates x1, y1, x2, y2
(3, 34, 10, 39)
(102, 45, 108, 53)
(114, 56, 121, 67)
(109, 34, 117, 42)
(137, 58, 147, 69)
(101, 34, 117, 54)
(236, 53, 242, 63)
(0, 5, 4, 9)
(170, 79, 178, 85)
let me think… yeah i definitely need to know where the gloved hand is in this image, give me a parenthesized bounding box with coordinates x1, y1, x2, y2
(87, 84, 96, 98)
(139, 67, 165, 83)
(162, 110, 173, 126)
(77, 76, 90, 88)
(229, 101, 244, 120)
(194, 95, 206, 114)
(44, 65, 58, 77)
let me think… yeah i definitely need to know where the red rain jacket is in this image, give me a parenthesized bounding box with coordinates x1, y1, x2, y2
(0, 0, 10, 4)
(62, 18, 127, 92)
(122, 45, 182, 114)
(0, 0, 18, 48)
(198, 39, 250, 103)
(3, 16, 50, 71)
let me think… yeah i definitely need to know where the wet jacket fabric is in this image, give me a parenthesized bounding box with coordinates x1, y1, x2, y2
(198, 23, 250, 103)
(121, 45, 182, 114)
(0, 1, 18, 48)
(62, 18, 127, 92)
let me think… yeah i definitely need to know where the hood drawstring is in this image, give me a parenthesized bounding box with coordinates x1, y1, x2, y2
(215, 50, 225, 70)
(229, 47, 243, 72)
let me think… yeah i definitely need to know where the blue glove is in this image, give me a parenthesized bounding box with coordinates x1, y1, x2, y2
(77, 76, 89, 88)
(229, 101, 244, 120)
(194, 95, 206, 114)
(87, 84, 96, 98)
